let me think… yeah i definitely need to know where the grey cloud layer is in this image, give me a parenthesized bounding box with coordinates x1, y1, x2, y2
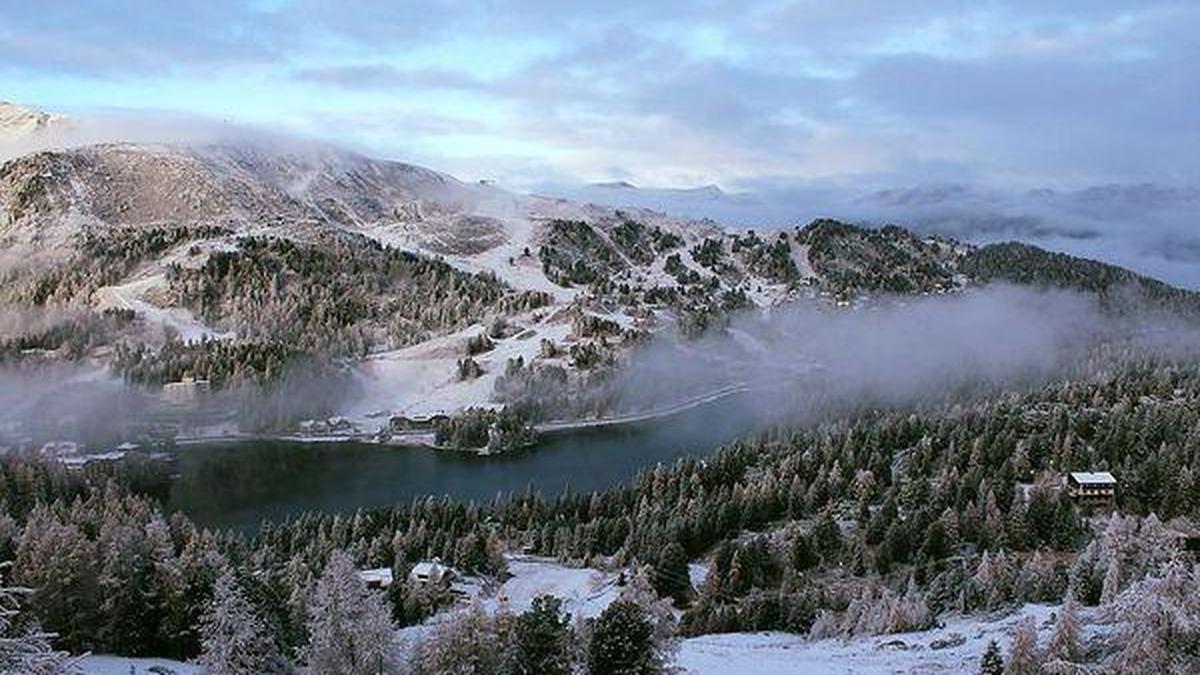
(5, 1, 1199, 186)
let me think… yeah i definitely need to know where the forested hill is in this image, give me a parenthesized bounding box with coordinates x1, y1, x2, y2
(2, 124, 1198, 436)
(960, 241, 1200, 312)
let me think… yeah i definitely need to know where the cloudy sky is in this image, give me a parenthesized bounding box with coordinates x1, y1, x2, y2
(3, 1, 1199, 287)
(3, 1, 1198, 191)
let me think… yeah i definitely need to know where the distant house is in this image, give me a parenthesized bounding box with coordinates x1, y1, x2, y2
(1066, 471, 1117, 508)
(409, 559, 454, 588)
(357, 567, 394, 590)
(390, 413, 451, 432)
(161, 375, 210, 405)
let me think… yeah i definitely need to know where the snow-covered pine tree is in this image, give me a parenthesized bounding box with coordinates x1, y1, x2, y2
(304, 550, 399, 675)
(1099, 555, 1121, 606)
(198, 569, 276, 675)
(0, 569, 77, 675)
(513, 594, 574, 675)
(587, 600, 661, 675)
(979, 639, 1004, 675)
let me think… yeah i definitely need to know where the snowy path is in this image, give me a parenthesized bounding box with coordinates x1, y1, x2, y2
(537, 383, 751, 433)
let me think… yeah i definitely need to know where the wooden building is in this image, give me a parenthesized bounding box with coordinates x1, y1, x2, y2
(1065, 471, 1117, 509)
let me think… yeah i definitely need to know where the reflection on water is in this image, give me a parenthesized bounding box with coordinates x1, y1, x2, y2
(167, 397, 759, 531)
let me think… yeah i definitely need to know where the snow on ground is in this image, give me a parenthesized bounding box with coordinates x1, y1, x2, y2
(342, 310, 573, 425)
(94, 274, 231, 343)
(688, 562, 710, 589)
(397, 555, 624, 648)
(679, 603, 1095, 675)
(77, 654, 199, 675)
(482, 555, 623, 620)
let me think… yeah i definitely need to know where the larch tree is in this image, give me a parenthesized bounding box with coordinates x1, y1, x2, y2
(1108, 559, 1200, 674)
(417, 603, 505, 675)
(1004, 616, 1041, 675)
(198, 569, 276, 675)
(1043, 595, 1082, 665)
(304, 551, 399, 675)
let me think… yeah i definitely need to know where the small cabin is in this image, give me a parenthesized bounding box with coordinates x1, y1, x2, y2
(1066, 472, 1117, 508)
(409, 559, 453, 588)
(357, 568, 394, 590)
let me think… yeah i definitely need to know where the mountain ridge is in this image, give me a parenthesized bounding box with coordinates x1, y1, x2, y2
(2, 104, 1196, 440)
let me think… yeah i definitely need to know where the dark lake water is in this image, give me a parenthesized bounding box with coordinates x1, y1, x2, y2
(166, 398, 759, 531)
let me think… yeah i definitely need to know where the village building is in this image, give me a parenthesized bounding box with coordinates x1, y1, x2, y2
(409, 559, 454, 588)
(389, 413, 450, 432)
(161, 375, 210, 405)
(1065, 471, 1117, 509)
(357, 568, 394, 590)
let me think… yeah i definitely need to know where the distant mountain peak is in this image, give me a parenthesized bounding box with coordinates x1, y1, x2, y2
(590, 180, 639, 190)
(0, 101, 66, 137)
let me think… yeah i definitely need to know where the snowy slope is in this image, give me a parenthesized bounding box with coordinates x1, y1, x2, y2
(679, 604, 1101, 675)
(77, 654, 200, 674)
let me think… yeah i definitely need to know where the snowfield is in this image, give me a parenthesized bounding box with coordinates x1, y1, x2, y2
(481, 556, 624, 620)
(77, 654, 199, 674)
(679, 604, 1098, 675)
(343, 309, 574, 426)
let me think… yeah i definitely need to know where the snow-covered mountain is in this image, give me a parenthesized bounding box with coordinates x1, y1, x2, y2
(0, 101, 67, 140)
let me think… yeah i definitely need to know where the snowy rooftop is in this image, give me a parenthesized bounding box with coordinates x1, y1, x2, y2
(357, 568, 394, 586)
(412, 560, 450, 577)
(1069, 471, 1117, 485)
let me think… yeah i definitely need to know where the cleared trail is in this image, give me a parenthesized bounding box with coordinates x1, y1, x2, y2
(536, 383, 752, 434)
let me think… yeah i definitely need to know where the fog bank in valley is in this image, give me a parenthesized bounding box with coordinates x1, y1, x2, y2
(612, 284, 1199, 434)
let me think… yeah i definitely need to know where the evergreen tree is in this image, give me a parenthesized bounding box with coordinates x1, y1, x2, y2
(587, 600, 661, 675)
(0, 570, 77, 675)
(652, 543, 692, 607)
(198, 570, 276, 675)
(979, 639, 1004, 675)
(304, 551, 399, 675)
(513, 595, 573, 675)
